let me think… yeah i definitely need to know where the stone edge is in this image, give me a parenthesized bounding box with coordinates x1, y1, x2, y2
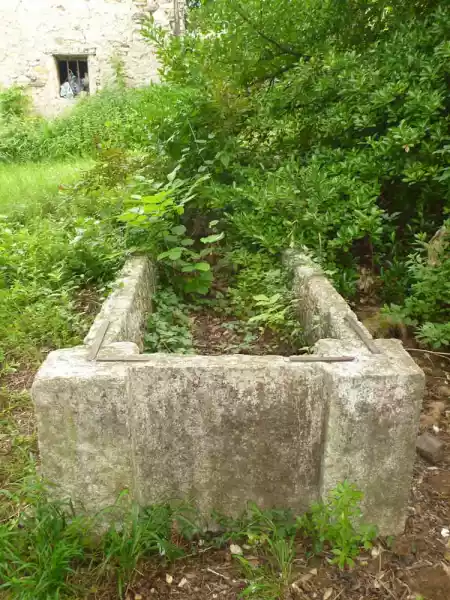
(83, 256, 154, 350)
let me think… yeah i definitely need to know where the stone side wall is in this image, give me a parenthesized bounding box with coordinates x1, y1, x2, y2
(0, 0, 183, 116)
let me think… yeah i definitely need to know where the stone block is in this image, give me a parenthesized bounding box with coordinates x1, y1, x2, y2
(32, 252, 424, 535)
(32, 346, 134, 513)
(417, 432, 445, 464)
(316, 338, 424, 533)
(129, 355, 326, 517)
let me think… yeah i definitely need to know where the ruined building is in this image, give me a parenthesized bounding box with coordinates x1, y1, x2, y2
(0, 1, 183, 116)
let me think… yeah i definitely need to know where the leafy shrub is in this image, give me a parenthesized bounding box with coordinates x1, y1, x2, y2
(118, 166, 221, 295)
(142, 0, 450, 343)
(386, 220, 450, 348)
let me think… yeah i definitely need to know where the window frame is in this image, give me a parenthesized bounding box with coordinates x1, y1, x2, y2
(54, 55, 90, 98)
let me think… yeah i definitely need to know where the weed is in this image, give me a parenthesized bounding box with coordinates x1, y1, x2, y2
(0, 390, 36, 499)
(236, 534, 295, 598)
(145, 287, 194, 353)
(0, 468, 375, 599)
(224, 252, 304, 352)
(298, 481, 377, 569)
(0, 479, 197, 599)
(99, 501, 185, 597)
(235, 556, 285, 599)
(214, 504, 297, 598)
(0, 483, 91, 600)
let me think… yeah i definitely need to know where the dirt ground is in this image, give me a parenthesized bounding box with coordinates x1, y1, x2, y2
(190, 312, 300, 356)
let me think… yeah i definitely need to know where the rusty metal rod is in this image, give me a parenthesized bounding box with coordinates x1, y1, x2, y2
(289, 355, 355, 363)
(96, 355, 152, 362)
(344, 314, 381, 354)
(97, 354, 357, 364)
(87, 321, 110, 361)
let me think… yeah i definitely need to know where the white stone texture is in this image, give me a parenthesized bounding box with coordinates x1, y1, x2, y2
(84, 256, 155, 350)
(32, 253, 425, 534)
(0, 0, 184, 116)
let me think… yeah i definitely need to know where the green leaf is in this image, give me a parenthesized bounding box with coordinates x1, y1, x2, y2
(253, 294, 269, 302)
(158, 247, 183, 261)
(194, 262, 211, 271)
(118, 213, 147, 225)
(200, 232, 225, 244)
(163, 234, 179, 243)
(141, 191, 169, 204)
(171, 225, 187, 236)
(220, 153, 230, 168)
(167, 165, 181, 183)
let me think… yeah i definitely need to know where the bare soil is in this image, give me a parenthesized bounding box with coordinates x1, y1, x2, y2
(190, 312, 300, 356)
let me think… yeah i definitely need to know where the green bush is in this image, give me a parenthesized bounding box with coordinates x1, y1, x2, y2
(386, 220, 450, 348)
(141, 0, 450, 345)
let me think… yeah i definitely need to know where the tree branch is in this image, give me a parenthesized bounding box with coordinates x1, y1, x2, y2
(247, 62, 300, 86)
(231, 2, 310, 62)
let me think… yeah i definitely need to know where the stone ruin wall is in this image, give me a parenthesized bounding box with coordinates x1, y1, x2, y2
(0, 0, 184, 116)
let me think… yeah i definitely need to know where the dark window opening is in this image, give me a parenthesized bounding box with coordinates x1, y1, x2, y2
(56, 56, 89, 98)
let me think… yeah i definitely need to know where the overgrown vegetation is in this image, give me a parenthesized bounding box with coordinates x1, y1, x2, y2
(0, 476, 375, 600)
(0, 84, 192, 162)
(0, 158, 127, 370)
(0, 0, 449, 597)
(2, 0, 449, 346)
(141, 0, 450, 348)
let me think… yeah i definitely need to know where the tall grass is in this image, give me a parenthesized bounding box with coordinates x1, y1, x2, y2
(0, 479, 191, 600)
(0, 84, 194, 163)
(0, 157, 126, 367)
(0, 160, 92, 221)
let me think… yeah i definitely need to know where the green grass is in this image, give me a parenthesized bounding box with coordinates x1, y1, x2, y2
(0, 156, 126, 368)
(0, 389, 36, 514)
(0, 160, 93, 221)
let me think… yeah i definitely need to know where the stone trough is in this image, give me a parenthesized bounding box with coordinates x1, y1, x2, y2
(32, 253, 424, 534)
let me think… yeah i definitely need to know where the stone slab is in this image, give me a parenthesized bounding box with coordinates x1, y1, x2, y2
(129, 355, 326, 517)
(417, 432, 445, 464)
